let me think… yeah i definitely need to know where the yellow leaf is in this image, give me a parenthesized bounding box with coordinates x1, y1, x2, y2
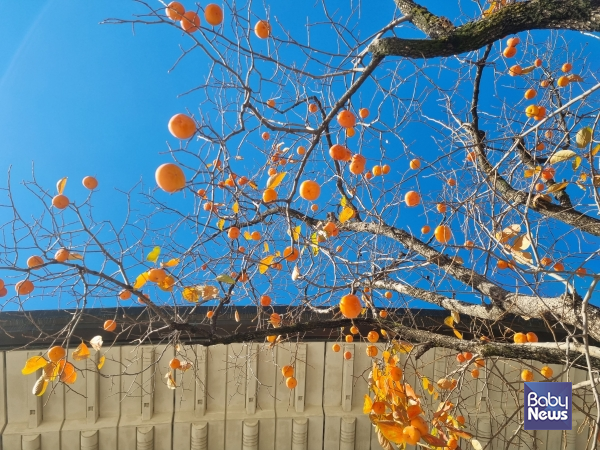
(275, 250, 281, 257)
(393, 340, 413, 353)
(43, 362, 60, 381)
(235, 310, 240, 322)
(310, 233, 319, 256)
(97, 355, 106, 370)
(422, 377, 429, 391)
(162, 258, 180, 267)
(339, 207, 355, 223)
(512, 250, 533, 264)
(549, 150, 577, 164)
(340, 196, 347, 207)
(444, 316, 454, 327)
(363, 395, 373, 414)
(22, 356, 48, 375)
(567, 74, 584, 82)
(512, 234, 531, 251)
(259, 255, 274, 274)
(520, 65, 536, 75)
(182, 286, 200, 302)
(472, 439, 483, 450)
(244, 231, 252, 240)
(292, 225, 301, 241)
(67, 252, 84, 260)
(451, 311, 460, 324)
(267, 172, 287, 189)
(72, 342, 91, 361)
(264, 242, 270, 253)
(524, 166, 541, 178)
(248, 181, 258, 190)
(56, 177, 68, 195)
(233, 202, 239, 214)
(573, 156, 582, 171)
(33, 376, 48, 396)
(453, 328, 463, 339)
(496, 224, 521, 243)
(377, 421, 406, 444)
(217, 218, 225, 231)
(547, 181, 569, 193)
(133, 272, 149, 289)
(146, 246, 161, 263)
(592, 145, 600, 156)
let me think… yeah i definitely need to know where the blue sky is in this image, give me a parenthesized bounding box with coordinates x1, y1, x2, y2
(1, 1, 598, 312)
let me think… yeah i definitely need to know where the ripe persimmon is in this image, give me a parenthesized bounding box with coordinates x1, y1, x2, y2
(297, 146, 306, 155)
(509, 65, 522, 76)
(82, 176, 98, 190)
(166, 2, 185, 20)
(346, 127, 355, 138)
(382, 164, 391, 174)
(349, 154, 366, 174)
(16, 280, 34, 295)
(390, 366, 402, 381)
(27, 256, 44, 269)
(48, 346, 66, 362)
(181, 11, 200, 33)
(514, 332, 527, 344)
(119, 290, 131, 300)
(421, 225, 430, 234)
(281, 365, 294, 377)
(337, 110, 355, 128)
(521, 369, 534, 382)
(404, 191, 420, 207)
(204, 4, 223, 26)
(147, 268, 166, 283)
(403, 426, 421, 445)
(503, 46, 516, 58)
(541, 366, 553, 378)
(55, 248, 69, 262)
(170, 358, 181, 369)
(562, 62, 572, 73)
(434, 225, 452, 243)
(339, 294, 362, 318)
(506, 36, 520, 47)
(228, 227, 241, 239)
(299, 180, 320, 201)
(155, 163, 186, 193)
(103, 320, 117, 332)
(329, 144, 352, 161)
(254, 20, 271, 39)
(168, 113, 196, 139)
(52, 194, 69, 209)
(251, 231, 261, 240)
(262, 131, 270, 140)
(332, 343, 341, 352)
(283, 246, 299, 262)
(345, 334, 353, 343)
(436, 203, 447, 213)
(557, 76, 569, 87)
(343, 351, 352, 360)
(308, 103, 318, 113)
(526, 332, 538, 342)
(367, 331, 379, 343)
(372, 165, 382, 177)
(409, 158, 421, 169)
(263, 188, 277, 203)
(359, 108, 369, 119)
(524, 89, 537, 99)
(471, 368, 480, 378)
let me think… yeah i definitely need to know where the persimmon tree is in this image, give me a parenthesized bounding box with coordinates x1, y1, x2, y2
(4, 0, 600, 448)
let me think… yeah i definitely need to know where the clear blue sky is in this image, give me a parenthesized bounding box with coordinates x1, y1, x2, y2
(1, 1, 597, 312)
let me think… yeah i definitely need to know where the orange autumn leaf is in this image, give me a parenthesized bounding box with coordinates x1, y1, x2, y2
(22, 356, 48, 375)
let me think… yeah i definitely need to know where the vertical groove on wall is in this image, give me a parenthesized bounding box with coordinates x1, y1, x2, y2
(320, 342, 327, 450)
(1, 351, 6, 450)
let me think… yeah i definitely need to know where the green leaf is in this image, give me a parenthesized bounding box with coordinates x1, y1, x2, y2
(146, 246, 161, 263)
(216, 274, 236, 284)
